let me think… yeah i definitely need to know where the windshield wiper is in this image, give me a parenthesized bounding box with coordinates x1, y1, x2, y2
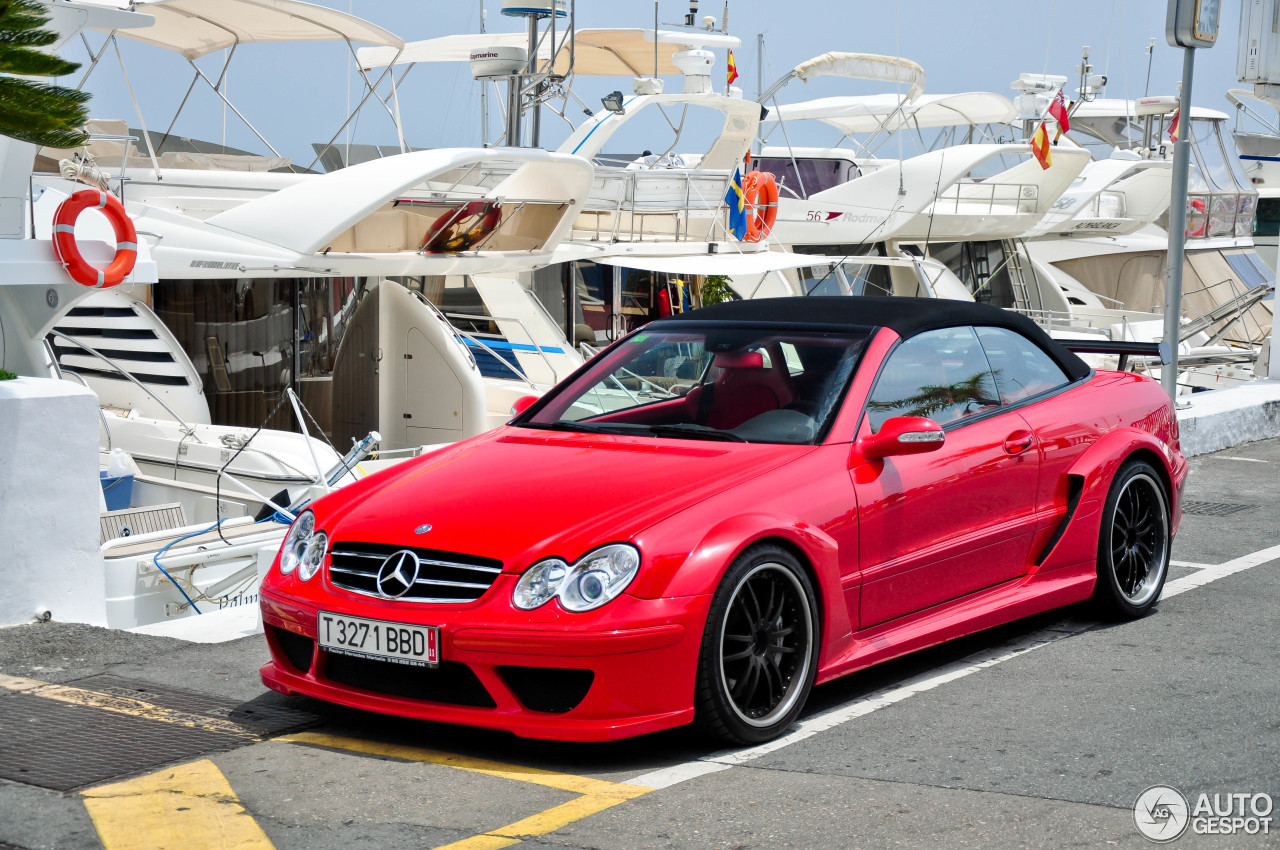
(519, 421, 646, 435)
(645, 424, 747, 442)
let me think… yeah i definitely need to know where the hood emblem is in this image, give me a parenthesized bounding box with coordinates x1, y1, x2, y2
(414, 524, 433, 534)
(376, 550, 421, 599)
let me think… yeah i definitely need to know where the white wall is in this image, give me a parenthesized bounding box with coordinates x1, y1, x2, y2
(0, 378, 105, 626)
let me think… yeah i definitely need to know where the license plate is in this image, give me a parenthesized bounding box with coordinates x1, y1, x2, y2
(318, 612, 439, 668)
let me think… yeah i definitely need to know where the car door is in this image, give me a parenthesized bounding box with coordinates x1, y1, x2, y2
(974, 325, 1088, 545)
(852, 326, 1042, 629)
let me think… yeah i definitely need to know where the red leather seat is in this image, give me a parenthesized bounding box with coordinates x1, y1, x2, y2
(688, 348, 795, 430)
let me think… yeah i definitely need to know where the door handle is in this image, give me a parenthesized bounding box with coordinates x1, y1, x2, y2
(1003, 430, 1035, 455)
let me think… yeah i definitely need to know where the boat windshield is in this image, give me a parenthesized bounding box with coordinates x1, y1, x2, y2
(518, 326, 869, 445)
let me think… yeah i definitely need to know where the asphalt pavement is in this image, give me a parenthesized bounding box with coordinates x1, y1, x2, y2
(1, 437, 1278, 850)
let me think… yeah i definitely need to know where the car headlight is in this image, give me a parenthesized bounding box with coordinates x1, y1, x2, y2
(512, 544, 640, 612)
(512, 559, 568, 610)
(298, 531, 328, 582)
(279, 511, 326, 581)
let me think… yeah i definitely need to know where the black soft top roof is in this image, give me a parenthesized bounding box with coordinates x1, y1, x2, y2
(658, 296, 1091, 381)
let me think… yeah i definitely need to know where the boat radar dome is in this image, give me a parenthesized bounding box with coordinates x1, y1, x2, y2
(501, 0, 566, 17)
(673, 48, 716, 94)
(1010, 72, 1069, 121)
(471, 45, 528, 78)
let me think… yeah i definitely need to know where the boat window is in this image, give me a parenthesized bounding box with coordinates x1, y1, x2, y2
(1254, 197, 1280, 237)
(1223, 249, 1276, 290)
(866, 327, 999, 432)
(151, 277, 365, 432)
(928, 241, 1017, 308)
(1191, 119, 1238, 193)
(521, 327, 867, 445)
(975, 326, 1069, 404)
(754, 157, 858, 200)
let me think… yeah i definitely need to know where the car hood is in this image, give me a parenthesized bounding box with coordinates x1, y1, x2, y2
(321, 427, 813, 570)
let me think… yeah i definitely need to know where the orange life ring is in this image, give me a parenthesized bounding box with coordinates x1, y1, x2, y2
(52, 190, 137, 288)
(421, 201, 501, 253)
(742, 170, 779, 242)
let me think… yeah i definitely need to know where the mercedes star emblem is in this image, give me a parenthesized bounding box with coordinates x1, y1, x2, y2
(375, 550, 421, 599)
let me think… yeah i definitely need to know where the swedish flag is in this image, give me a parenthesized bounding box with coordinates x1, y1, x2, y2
(724, 168, 747, 240)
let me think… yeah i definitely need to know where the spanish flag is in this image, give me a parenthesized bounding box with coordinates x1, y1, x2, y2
(1031, 121, 1052, 170)
(727, 50, 739, 86)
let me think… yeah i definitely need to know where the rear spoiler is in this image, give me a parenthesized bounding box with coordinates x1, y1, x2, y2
(1060, 340, 1172, 371)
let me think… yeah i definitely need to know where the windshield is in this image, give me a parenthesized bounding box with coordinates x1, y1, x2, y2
(519, 326, 869, 445)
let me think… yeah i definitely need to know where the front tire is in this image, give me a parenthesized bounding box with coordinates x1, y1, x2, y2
(1093, 459, 1171, 619)
(694, 544, 819, 745)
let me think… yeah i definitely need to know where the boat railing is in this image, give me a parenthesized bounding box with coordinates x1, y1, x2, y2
(1019, 308, 1115, 336)
(1178, 276, 1272, 348)
(55, 360, 116, 450)
(443, 310, 558, 388)
(31, 133, 140, 223)
(576, 168, 731, 243)
(47, 328, 200, 436)
(932, 181, 1039, 215)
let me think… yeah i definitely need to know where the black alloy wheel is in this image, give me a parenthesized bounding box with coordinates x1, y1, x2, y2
(695, 544, 818, 744)
(1094, 459, 1171, 619)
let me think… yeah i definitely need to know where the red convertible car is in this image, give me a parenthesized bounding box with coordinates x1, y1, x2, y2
(260, 297, 1186, 744)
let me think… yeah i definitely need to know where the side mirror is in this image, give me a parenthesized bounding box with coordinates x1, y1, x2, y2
(852, 416, 945, 465)
(510, 395, 539, 416)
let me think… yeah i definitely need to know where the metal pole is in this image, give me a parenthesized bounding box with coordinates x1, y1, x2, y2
(480, 0, 489, 146)
(1162, 46, 1195, 399)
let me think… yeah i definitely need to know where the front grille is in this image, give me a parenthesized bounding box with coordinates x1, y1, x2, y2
(498, 666, 594, 713)
(323, 655, 495, 708)
(272, 626, 315, 673)
(328, 542, 502, 603)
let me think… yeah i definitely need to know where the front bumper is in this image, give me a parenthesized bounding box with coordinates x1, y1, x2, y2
(259, 580, 710, 742)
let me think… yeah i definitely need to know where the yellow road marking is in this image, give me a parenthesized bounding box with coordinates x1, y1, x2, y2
(0, 673, 257, 739)
(82, 759, 274, 850)
(281, 732, 652, 849)
(281, 731, 634, 796)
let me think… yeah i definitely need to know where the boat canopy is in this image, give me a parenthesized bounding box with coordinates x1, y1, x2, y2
(766, 92, 1017, 134)
(357, 28, 739, 77)
(99, 0, 403, 60)
(791, 53, 926, 101)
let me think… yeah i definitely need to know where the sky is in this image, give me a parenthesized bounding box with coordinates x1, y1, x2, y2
(67, 0, 1261, 168)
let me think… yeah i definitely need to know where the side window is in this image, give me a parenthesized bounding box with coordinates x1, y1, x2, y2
(975, 326, 1070, 404)
(866, 327, 999, 432)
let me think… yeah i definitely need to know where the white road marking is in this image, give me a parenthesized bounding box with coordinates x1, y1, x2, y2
(626, 542, 1280, 791)
(1216, 456, 1270, 463)
(1170, 560, 1212, 570)
(1162, 542, 1280, 599)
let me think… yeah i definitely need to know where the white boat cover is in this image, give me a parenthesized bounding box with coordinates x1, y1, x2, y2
(358, 28, 739, 76)
(767, 92, 1017, 134)
(792, 53, 925, 101)
(1071, 98, 1229, 122)
(99, 0, 402, 60)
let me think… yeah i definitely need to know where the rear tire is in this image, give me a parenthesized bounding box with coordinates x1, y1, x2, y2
(1093, 459, 1171, 619)
(694, 544, 819, 745)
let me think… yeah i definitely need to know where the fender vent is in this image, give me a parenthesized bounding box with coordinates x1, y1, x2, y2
(1035, 475, 1084, 567)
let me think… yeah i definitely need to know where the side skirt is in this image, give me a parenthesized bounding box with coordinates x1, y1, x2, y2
(816, 562, 1096, 685)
